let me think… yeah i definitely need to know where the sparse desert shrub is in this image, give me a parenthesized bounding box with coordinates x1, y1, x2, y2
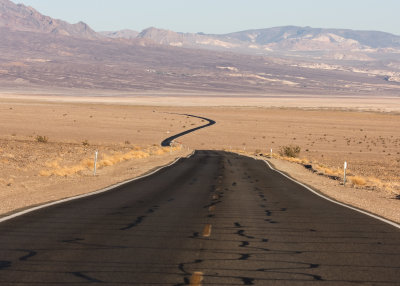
(279, 145, 301, 158)
(82, 140, 89, 146)
(35, 135, 48, 143)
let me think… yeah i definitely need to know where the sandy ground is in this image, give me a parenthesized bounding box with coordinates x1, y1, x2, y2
(2, 91, 400, 111)
(0, 94, 399, 223)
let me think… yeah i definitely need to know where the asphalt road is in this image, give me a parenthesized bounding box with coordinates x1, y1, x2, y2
(0, 150, 399, 285)
(161, 114, 216, 147)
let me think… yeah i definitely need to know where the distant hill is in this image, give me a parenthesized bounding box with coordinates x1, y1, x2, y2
(0, 0, 99, 39)
(223, 26, 400, 49)
(100, 29, 139, 40)
(133, 26, 400, 56)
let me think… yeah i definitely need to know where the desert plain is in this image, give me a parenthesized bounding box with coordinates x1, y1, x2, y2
(0, 92, 399, 223)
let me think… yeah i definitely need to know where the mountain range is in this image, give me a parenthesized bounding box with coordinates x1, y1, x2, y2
(2, 0, 400, 56)
(0, 0, 399, 94)
(134, 26, 400, 58)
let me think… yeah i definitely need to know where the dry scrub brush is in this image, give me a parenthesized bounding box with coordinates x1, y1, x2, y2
(279, 145, 301, 158)
(35, 135, 48, 143)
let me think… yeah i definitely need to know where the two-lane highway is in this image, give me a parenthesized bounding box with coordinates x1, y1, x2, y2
(0, 150, 399, 285)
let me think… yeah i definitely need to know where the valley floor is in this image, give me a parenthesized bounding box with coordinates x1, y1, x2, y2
(0, 93, 399, 222)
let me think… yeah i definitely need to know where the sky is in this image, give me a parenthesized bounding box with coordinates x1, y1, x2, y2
(11, 0, 400, 35)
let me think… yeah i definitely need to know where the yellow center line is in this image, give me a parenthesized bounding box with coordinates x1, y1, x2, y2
(190, 271, 204, 286)
(202, 224, 212, 237)
(208, 205, 216, 212)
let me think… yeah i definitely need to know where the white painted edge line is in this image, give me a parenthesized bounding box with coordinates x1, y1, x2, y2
(0, 151, 196, 224)
(263, 160, 400, 230)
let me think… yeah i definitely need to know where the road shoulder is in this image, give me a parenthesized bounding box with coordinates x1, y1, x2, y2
(253, 155, 400, 224)
(0, 149, 193, 219)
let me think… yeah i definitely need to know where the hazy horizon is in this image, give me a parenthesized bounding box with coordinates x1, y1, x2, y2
(10, 0, 400, 36)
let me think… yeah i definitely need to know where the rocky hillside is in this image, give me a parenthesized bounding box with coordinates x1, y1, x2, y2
(0, 0, 99, 39)
(132, 26, 400, 57)
(223, 26, 400, 50)
(100, 29, 139, 39)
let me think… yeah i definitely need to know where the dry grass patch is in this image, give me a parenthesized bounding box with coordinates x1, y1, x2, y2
(39, 145, 182, 177)
(313, 164, 342, 177)
(349, 176, 367, 186)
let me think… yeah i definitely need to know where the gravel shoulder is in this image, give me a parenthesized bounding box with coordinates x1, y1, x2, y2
(263, 156, 400, 224)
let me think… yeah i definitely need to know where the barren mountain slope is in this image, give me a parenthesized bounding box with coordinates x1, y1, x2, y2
(0, 0, 399, 94)
(0, 0, 99, 39)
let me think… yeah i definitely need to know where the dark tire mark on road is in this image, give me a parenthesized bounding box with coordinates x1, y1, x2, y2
(70, 272, 103, 283)
(17, 249, 37, 261)
(0, 261, 11, 270)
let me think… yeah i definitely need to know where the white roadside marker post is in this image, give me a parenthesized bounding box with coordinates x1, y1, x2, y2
(270, 148, 273, 158)
(344, 161, 347, 186)
(94, 150, 98, 176)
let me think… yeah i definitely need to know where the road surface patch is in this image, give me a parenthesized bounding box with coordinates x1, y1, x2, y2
(189, 271, 203, 285)
(202, 224, 212, 237)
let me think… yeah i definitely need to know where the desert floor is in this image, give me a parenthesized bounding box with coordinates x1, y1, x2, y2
(0, 94, 399, 222)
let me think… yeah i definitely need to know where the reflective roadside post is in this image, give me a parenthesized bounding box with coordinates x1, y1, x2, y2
(94, 150, 98, 176)
(344, 161, 347, 186)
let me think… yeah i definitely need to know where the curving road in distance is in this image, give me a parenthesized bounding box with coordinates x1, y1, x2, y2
(161, 113, 216, 147)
